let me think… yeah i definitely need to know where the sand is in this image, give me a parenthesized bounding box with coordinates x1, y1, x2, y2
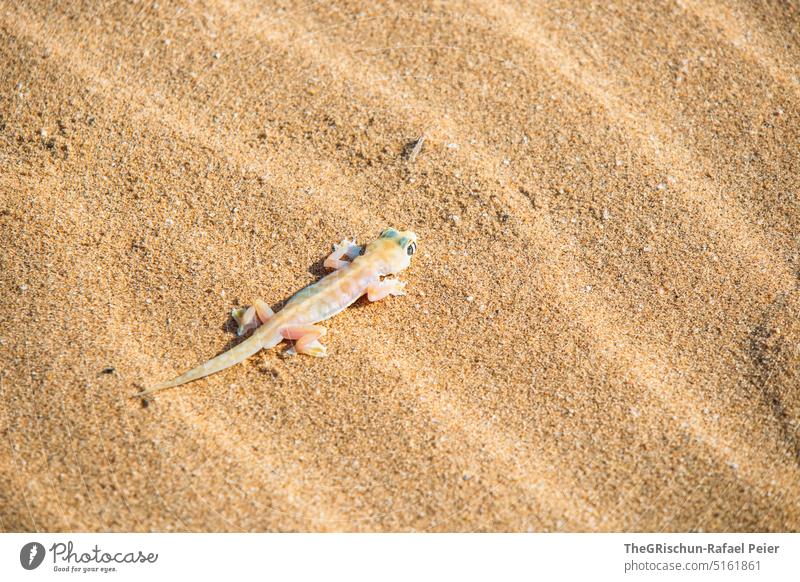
(1, 0, 798, 532)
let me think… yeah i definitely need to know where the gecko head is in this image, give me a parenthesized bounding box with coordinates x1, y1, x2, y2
(367, 227, 418, 274)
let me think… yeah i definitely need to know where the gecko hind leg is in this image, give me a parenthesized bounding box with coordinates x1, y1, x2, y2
(281, 325, 328, 357)
(232, 299, 275, 336)
(323, 238, 363, 270)
(254, 299, 274, 322)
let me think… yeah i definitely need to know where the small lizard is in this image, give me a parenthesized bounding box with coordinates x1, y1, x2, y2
(135, 228, 418, 397)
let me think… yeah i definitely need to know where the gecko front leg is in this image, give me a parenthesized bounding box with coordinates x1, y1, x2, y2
(367, 278, 406, 301)
(323, 238, 363, 270)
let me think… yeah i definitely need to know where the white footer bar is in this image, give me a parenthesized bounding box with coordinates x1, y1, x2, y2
(2, 533, 798, 581)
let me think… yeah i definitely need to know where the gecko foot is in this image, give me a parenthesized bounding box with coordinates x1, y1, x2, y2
(323, 238, 363, 270)
(281, 325, 328, 357)
(367, 279, 406, 301)
(232, 299, 274, 336)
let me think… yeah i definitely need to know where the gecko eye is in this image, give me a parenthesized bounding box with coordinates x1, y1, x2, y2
(406, 242, 417, 256)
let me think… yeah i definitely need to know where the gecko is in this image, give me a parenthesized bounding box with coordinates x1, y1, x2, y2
(135, 228, 418, 397)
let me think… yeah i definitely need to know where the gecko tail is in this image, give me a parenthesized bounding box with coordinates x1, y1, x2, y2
(134, 335, 270, 398)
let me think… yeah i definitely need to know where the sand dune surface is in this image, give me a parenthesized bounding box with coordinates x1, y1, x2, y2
(1, 0, 799, 531)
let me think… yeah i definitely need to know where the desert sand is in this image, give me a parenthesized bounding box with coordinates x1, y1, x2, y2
(1, 0, 798, 532)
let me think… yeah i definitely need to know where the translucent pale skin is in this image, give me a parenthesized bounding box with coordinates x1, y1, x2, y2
(136, 228, 418, 397)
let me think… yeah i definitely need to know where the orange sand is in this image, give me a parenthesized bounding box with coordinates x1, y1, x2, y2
(1, 0, 798, 531)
